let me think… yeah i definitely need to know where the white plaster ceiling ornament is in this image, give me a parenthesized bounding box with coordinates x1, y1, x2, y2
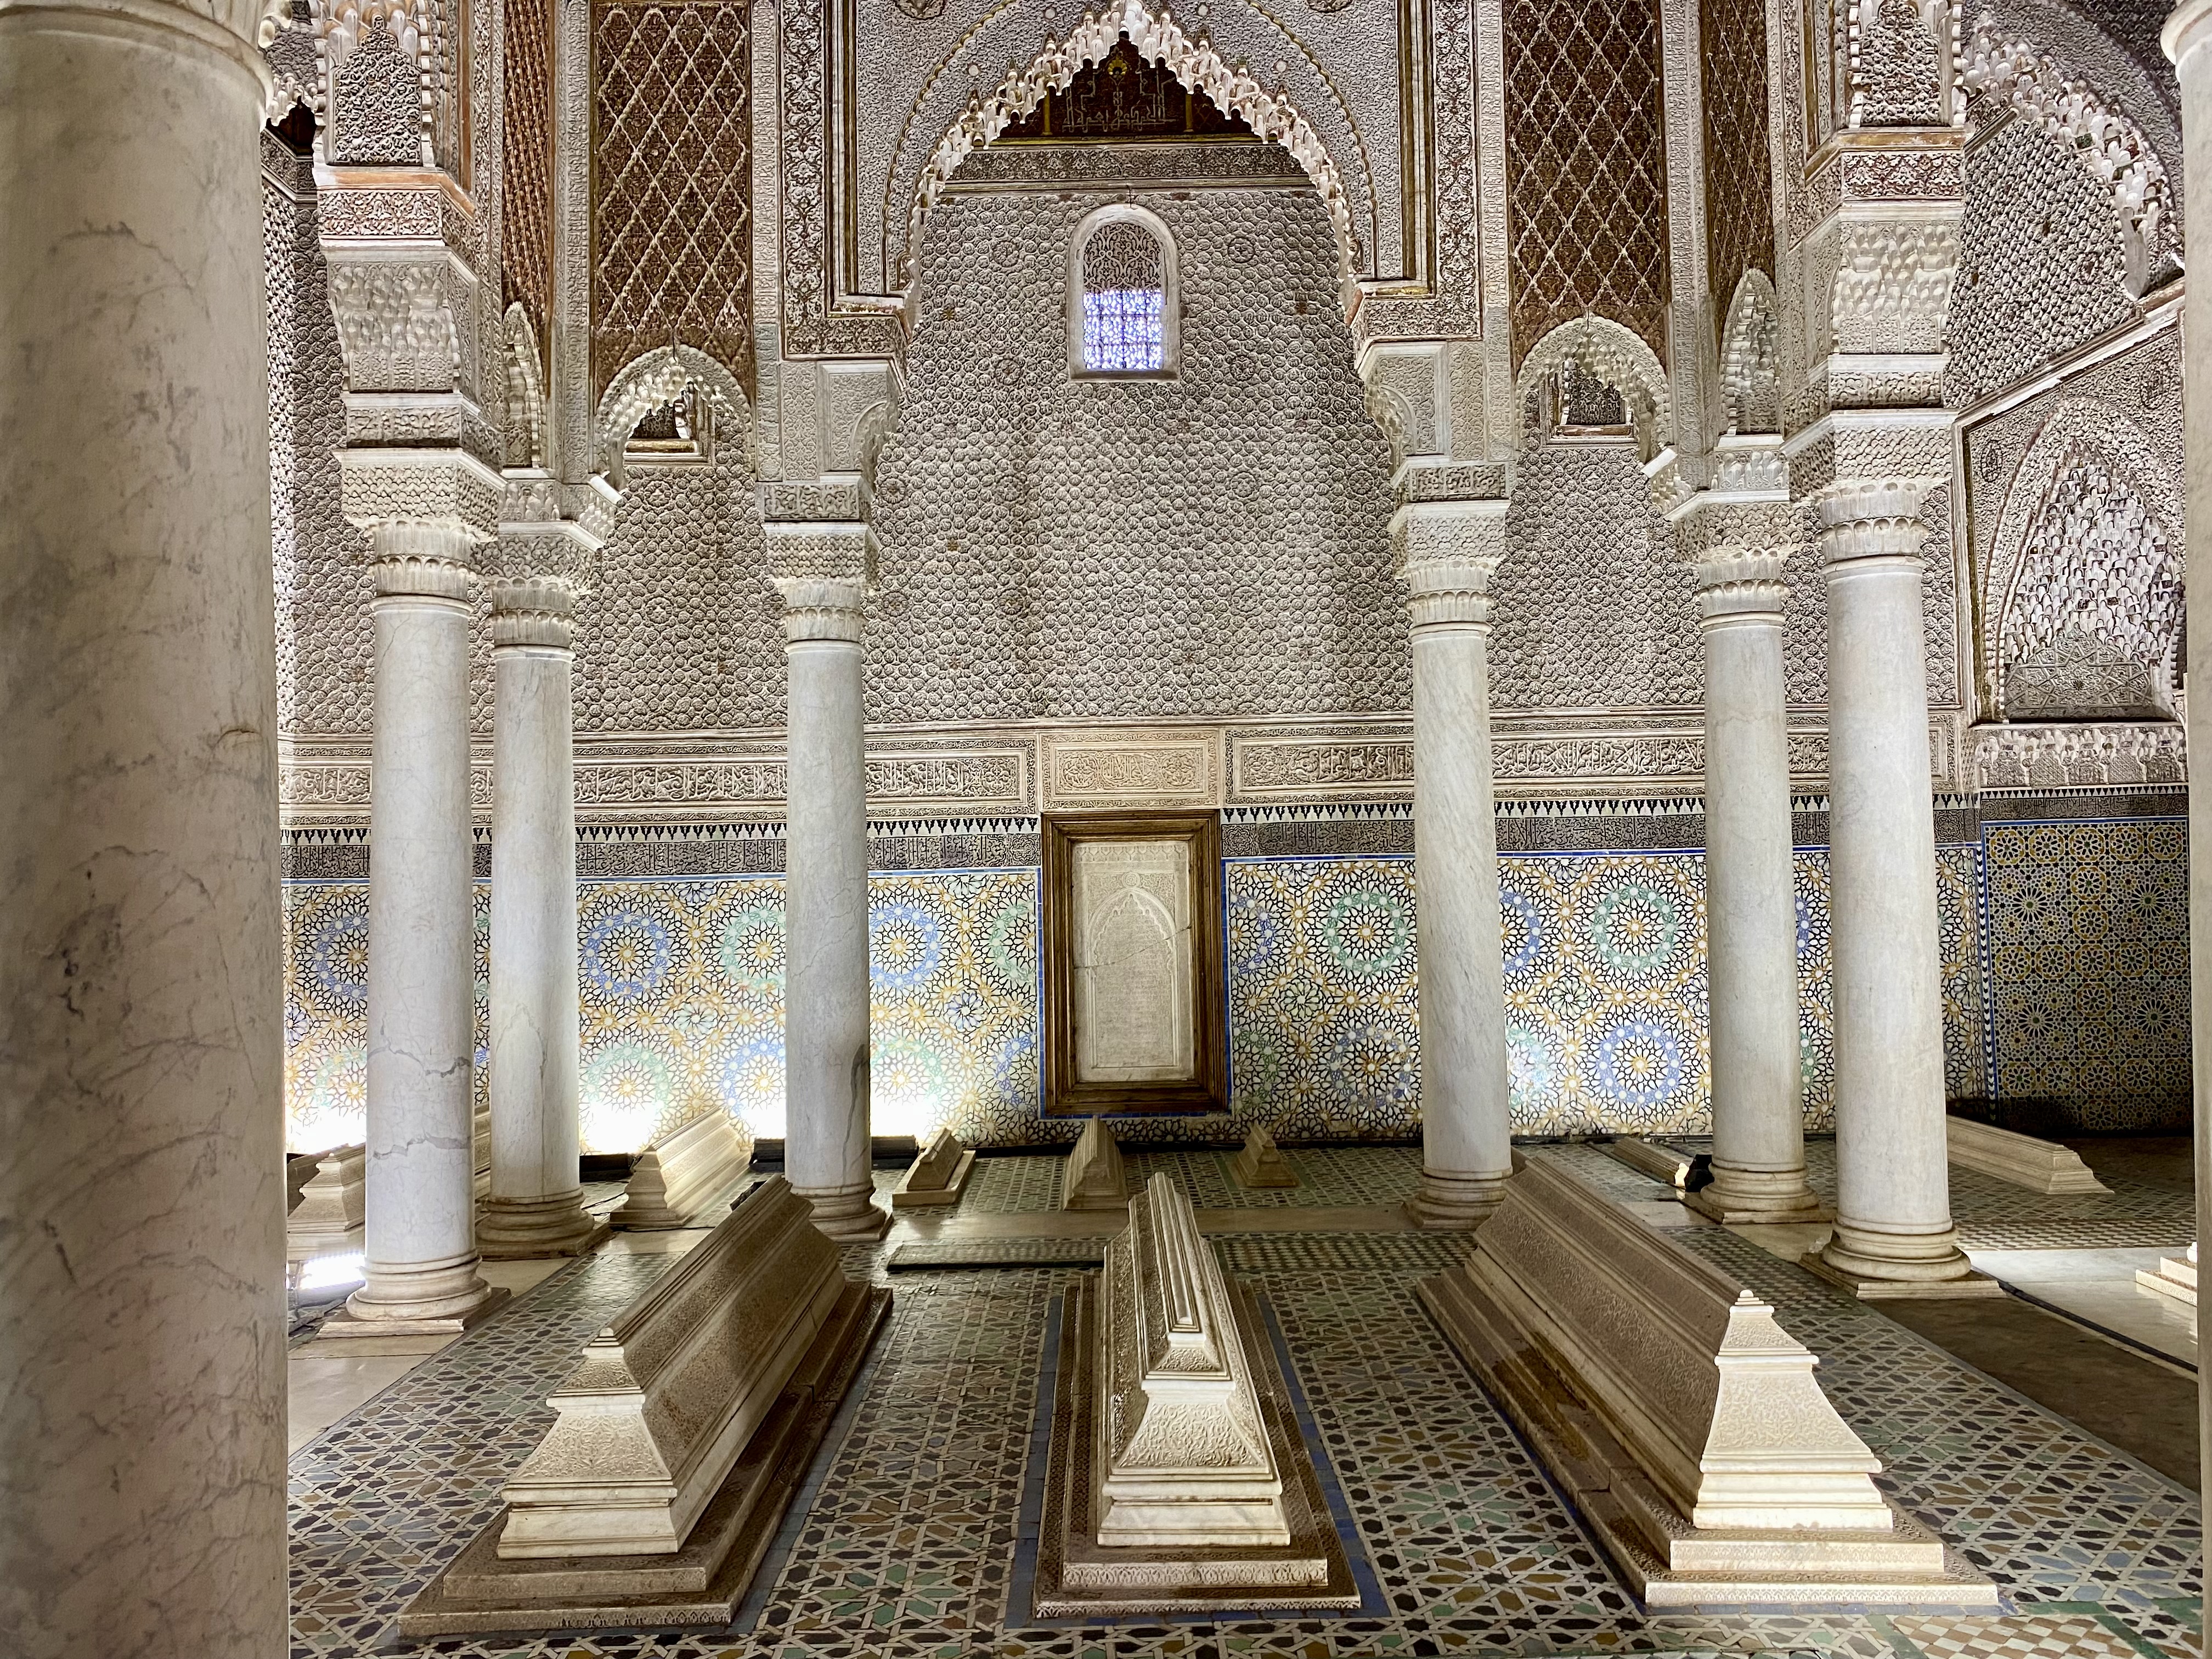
(899, 0, 1363, 313)
(1962, 20, 2182, 294)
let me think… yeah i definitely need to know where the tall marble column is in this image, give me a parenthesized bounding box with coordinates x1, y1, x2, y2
(0, 0, 287, 1647)
(328, 534, 508, 1331)
(479, 575, 603, 1257)
(1810, 482, 1976, 1288)
(1688, 545, 1825, 1224)
(1396, 499, 1514, 1228)
(2158, 0, 2212, 1505)
(769, 527, 889, 1241)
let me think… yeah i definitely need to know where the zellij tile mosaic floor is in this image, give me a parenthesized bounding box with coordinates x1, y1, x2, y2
(288, 1145, 2201, 1659)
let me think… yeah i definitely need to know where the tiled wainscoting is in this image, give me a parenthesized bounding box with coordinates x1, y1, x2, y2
(280, 794, 2188, 1153)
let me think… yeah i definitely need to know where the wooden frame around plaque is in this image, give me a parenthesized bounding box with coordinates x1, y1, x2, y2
(1041, 811, 1226, 1117)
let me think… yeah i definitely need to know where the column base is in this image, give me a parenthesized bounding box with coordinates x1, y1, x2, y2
(1684, 1165, 1832, 1226)
(324, 1253, 512, 1338)
(799, 1188, 893, 1242)
(1803, 1222, 2001, 1300)
(477, 1190, 612, 1260)
(1402, 1170, 1510, 1231)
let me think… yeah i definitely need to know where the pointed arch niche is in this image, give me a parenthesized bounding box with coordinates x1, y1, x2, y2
(892, 0, 1370, 319)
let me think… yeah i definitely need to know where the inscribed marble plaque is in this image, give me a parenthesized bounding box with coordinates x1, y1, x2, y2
(1070, 838, 1195, 1084)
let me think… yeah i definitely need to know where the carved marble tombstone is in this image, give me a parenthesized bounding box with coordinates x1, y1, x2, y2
(286, 1143, 366, 1263)
(1062, 1116, 1128, 1209)
(613, 1109, 754, 1229)
(399, 1177, 889, 1634)
(1034, 1175, 1359, 1614)
(1228, 1124, 1299, 1189)
(1420, 1156, 1995, 1606)
(1944, 1115, 2109, 1195)
(891, 1126, 977, 1209)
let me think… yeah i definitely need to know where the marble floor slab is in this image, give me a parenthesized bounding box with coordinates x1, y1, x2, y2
(1968, 1246, 2198, 1369)
(285, 1147, 2200, 1658)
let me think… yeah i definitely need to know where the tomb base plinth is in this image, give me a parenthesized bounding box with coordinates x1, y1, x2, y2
(1034, 1275, 1359, 1617)
(398, 1280, 888, 1635)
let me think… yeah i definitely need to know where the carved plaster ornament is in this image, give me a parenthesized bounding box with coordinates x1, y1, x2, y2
(901, 0, 1361, 312)
(1962, 21, 2182, 294)
(594, 345, 755, 485)
(1513, 317, 1672, 462)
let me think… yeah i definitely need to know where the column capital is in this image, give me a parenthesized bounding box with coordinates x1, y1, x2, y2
(3, 0, 290, 78)
(1691, 549, 1790, 624)
(1814, 478, 1936, 567)
(765, 513, 876, 645)
(773, 577, 868, 644)
(368, 521, 476, 601)
(1391, 498, 1505, 633)
(340, 447, 504, 539)
(489, 575, 578, 651)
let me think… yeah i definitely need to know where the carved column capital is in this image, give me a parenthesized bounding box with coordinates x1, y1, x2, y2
(764, 513, 876, 646)
(489, 576, 578, 651)
(368, 524, 475, 604)
(1814, 478, 1936, 567)
(1691, 549, 1790, 625)
(1392, 498, 1505, 633)
(771, 577, 868, 645)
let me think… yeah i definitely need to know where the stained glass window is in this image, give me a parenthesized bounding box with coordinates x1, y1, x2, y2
(1080, 221, 1167, 374)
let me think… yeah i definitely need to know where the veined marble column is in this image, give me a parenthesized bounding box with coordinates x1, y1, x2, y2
(1397, 501, 1514, 1228)
(2159, 0, 2212, 1507)
(0, 0, 286, 1648)
(330, 535, 507, 1331)
(479, 577, 603, 1258)
(775, 572, 889, 1241)
(1811, 484, 1973, 1286)
(1688, 550, 1825, 1224)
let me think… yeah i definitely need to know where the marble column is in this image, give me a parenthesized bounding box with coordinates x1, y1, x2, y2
(330, 535, 507, 1330)
(1810, 485, 1974, 1286)
(2158, 0, 2212, 1509)
(0, 0, 286, 1647)
(776, 573, 889, 1241)
(479, 577, 603, 1257)
(1396, 502, 1514, 1228)
(1687, 550, 1826, 1224)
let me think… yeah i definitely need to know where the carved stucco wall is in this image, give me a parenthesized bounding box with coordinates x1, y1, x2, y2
(577, 450, 780, 730)
(1946, 111, 2138, 409)
(264, 146, 373, 741)
(865, 179, 1404, 725)
(1960, 324, 2184, 713)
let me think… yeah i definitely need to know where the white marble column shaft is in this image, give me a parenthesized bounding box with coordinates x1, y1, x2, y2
(778, 577, 889, 1240)
(1397, 507, 1514, 1228)
(2158, 0, 2212, 1510)
(344, 538, 504, 1325)
(1814, 486, 1971, 1283)
(481, 578, 600, 1257)
(1690, 554, 1825, 1224)
(0, 3, 286, 1649)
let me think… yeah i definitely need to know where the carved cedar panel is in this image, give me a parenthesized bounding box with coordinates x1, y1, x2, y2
(1502, 0, 1671, 367)
(592, 0, 753, 402)
(504, 0, 555, 365)
(1701, 0, 1776, 339)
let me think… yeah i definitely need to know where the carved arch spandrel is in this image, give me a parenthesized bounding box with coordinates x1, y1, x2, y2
(1514, 317, 1673, 461)
(885, 0, 1375, 317)
(1962, 17, 2183, 295)
(596, 345, 756, 484)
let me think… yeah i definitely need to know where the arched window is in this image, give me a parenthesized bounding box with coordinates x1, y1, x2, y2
(1069, 206, 1178, 379)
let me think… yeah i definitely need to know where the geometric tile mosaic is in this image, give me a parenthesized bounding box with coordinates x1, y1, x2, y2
(284, 868, 1039, 1153)
(286, 1156, 2203, 1657)
(1982, 816, 2189, 1130)
(280, 820, 2173, 1153)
